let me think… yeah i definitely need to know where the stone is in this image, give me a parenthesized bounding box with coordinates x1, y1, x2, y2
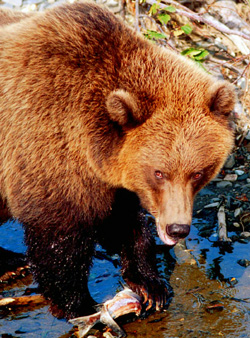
(216, 181, 233, 188)
(204, 202, 220, 209)
(198, 188, 215, 196)
(224, 174, 237, 181)
(240, 232, 250, 238)
(235, 169, 245, 176)
(238, 173, 249, 181)
(224, 154, 235, 169)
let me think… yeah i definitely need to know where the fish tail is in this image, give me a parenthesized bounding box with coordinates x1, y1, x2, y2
(69, 312, 101, 337)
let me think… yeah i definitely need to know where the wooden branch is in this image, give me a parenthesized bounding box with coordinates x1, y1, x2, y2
(135, 0, 140, 32)
(208, 56, 242, 75)
(160, 0, 194, 13)
(218, 205, 232, 242)
(0, 265, 31, 285)
(0, 294, 47, 308)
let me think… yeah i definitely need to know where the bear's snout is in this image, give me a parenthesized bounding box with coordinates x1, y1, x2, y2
(166, 223, 190, 240)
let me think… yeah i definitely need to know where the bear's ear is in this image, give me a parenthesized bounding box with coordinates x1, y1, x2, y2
(106, 89, 142, 127)
(208, 82, 236, 117)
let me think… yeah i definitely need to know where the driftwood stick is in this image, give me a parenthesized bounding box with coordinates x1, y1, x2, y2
(208, 56, 242, 75)
(160, 0, 194, 13)
(0, 265, 30, 284)
(218, 205, 232, 242)
(135, 0, 140, 32)
(0, 294, 47, 308)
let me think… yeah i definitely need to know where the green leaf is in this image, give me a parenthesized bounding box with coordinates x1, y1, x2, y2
(181, 48, 209, 61)
(181, 24, 192, 35)
(158, 13, 171, 25)
(150, 3, 160, 15)
(145, 29, 167, 40)
(181, 48, 201, 57)
(164, 5, 176, 13)
(194, 50, 209, 60)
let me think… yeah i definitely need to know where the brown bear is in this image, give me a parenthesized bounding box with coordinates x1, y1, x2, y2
(0, 1, 235, 319)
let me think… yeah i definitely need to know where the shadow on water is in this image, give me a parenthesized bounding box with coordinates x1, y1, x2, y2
(1, 217, 250, 337)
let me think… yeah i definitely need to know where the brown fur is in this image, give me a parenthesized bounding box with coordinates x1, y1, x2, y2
(0, 1, 235, 318)
(0, 7, 35, 26)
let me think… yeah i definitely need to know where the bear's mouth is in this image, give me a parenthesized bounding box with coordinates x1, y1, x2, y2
(156, 223, 178, 246)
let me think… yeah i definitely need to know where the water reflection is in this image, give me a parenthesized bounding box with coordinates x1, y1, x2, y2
(1, 218, 250, 337)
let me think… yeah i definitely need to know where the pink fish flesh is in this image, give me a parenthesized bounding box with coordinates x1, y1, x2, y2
(69, 288, 142, 337)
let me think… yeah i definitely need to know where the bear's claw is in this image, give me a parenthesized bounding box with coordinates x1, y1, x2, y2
(126, 280, 168, 312)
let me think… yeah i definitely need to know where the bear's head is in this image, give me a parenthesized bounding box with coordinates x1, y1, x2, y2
(105, 80, 235, 246)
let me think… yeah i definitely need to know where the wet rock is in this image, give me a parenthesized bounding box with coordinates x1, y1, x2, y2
(224, 174, 237, 181)
(216, 181, 233, 188)
(237, 259, 250, 267)
(240, 232, 250, 238)
(224, 154, 235, 169)
(204, 202, 220, 209)
(237, 173, 249, 181)
(198, 188, 215, 196)
(235, 169, 245, 176)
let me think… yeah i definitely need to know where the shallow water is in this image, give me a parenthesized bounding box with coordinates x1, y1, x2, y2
(1, 217, 250, 338)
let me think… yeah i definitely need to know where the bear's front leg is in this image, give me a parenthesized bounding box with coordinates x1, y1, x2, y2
(120, 211, 168, 311)
(99, 189, 168, 311)
(25, 223, 97, 319)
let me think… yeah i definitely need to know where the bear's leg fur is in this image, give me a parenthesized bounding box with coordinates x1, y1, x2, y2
(24, 223, 97, 319)
(98, 189, 167, 309)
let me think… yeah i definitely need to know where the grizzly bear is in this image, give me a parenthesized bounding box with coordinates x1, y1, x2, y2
(0, 1, 235, 319)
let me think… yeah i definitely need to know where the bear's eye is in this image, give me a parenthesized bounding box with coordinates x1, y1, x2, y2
(192, 171, 203, 181)
(155, 170, 164, 180)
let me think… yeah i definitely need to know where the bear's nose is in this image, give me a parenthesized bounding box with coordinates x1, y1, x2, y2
(166, 223, 190, 239)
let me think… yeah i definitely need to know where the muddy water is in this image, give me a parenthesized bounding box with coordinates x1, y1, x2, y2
(1, 217, 250, 338)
